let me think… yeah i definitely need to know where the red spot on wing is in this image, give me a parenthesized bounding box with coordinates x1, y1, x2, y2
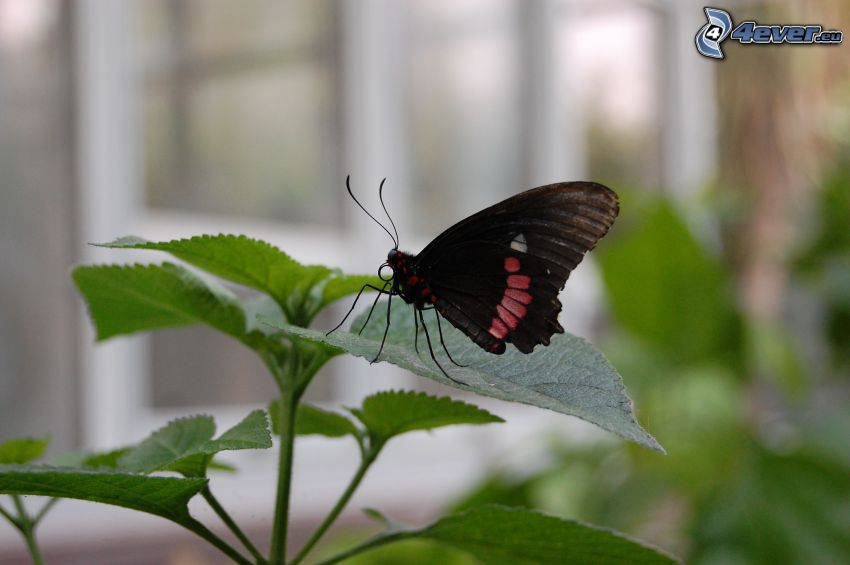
(488, 318, 509, 339)
(507, 275, 531, 289)
(496, 304, 519, 329)
(408, 275, 419, 285)
(430, 294, 438, 303)
(504, 257, 521, 273)
(501, 295, 527, 319)
(505, 288, 532, 304)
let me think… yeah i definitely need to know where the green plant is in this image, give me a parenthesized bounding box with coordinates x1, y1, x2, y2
(1, 234, 674, 564)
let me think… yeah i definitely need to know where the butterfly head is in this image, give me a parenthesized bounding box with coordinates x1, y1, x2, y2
(384, 248, 408, 278)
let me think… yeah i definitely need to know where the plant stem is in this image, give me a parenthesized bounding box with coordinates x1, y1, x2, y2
(12, 495, 44, 565)
(313, 531, 409, 565)
(32, 498, 59, 525)
(291, 448, 379, 565)
(201, 486, 267, 564)
(182, 516, 253, 565)
(0, 500, 17, 525)
(269, 351, 300, 564)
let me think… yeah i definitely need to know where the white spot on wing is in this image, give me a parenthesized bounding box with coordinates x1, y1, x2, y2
(510, 233, 528, 253)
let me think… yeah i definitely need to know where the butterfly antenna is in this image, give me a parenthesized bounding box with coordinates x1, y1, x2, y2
(346, 175, 397, 247)
(378, 178, 400, 249)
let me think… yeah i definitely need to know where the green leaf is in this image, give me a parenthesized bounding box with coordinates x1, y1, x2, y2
(213, 410, 273, 450)
(417, 505, 678, 564)
(261, 302, 663, 452)
(72, 262, 247, 341)
(350, 391, 503, 444)
(595, 200, 741, 366)
(0, 437, 49, 464)
(0, 465, 206, 523)
(84, 448, 133, 469)
(269, 401, 359, 438)
(120, 415, 215, 474)
(120, 411, 271, 477)
(100, 235, 381, 326)
(334, 505, 678, 564)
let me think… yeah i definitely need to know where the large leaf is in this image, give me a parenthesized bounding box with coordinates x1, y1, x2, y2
(595, 200, 741, 366)
(350, 390, 503, 444)
(100, 235, 380, 325)
(262, 302, 662, 452)
(0, 437, 49, 464)
(330, 505, 677, 564)
(72, 262, 247, 341)
(120, 411, 271, 477)
(0, 465, 206, 523)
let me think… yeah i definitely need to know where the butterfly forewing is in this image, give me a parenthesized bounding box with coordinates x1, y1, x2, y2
(415, 182, 618, 355)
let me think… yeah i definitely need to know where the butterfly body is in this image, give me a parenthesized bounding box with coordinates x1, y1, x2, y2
(382, 182, 619, 357)
(386, 249, 436, 308)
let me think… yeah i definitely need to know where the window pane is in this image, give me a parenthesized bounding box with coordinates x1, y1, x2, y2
(564, 6, 661, 189)
(188, 0, 327, 57)
(407, 0, 522, 236)
(139, 0, 337, 225)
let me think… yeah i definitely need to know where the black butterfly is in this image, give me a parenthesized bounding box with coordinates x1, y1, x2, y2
(330, 177, 619, 381)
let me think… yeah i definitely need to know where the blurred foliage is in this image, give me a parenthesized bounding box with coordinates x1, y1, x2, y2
(793, 162, 850, 371)
(316, 534, 476, 565)
(443, 168, 850, 564)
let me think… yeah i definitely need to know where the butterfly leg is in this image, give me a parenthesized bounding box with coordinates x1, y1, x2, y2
(370, 290, 393, 363)
(327, 282, 390, 335)
(418, 309, 463, 385)
(432, 309, 468, 368)
(413, 308, 421, 355)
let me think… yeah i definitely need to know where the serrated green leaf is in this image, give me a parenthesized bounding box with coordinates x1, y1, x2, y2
(349, 391, 502, 443)
(213, 409, 273, 450)
(269, 401, 359, 438)
(120, 415, 216, 474)
(0, 465, 206, 523)
(0, 437, 49, 464)
(415, 505, 678, 564)
(261, 302, 662, 452)
(100, 234, 381, 326)
(119, 411, 271, 477)
(72, 262, 247, 341)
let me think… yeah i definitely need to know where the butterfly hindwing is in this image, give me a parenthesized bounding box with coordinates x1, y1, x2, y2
(416, 182, 618, 354)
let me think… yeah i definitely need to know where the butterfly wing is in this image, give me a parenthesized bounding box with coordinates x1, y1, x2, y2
(416, 182, 619, 354)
